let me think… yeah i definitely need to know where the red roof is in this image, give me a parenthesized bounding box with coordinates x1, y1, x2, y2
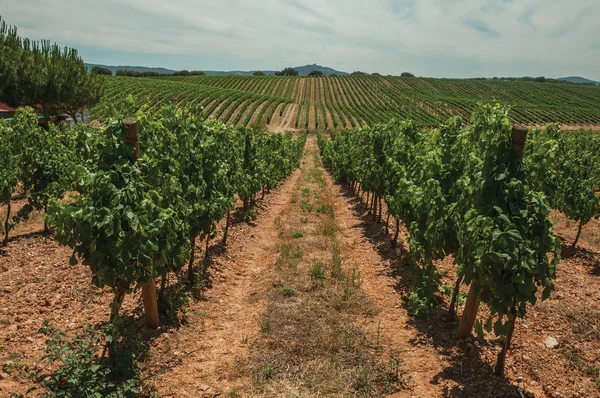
(0, 102, 18, 112)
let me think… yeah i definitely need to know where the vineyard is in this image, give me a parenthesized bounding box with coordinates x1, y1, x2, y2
(2, 100, 600, 396)
(3, 16, 600, 398)
(94, 75, 600, 130)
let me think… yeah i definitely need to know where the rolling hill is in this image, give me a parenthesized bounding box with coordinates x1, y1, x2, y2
(85, 63, 347, 77)
(558, 76, 599, 85)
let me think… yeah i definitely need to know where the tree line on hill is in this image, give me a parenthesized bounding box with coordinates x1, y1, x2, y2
(0, 17, 103, 123)
(468, 76, 596, 85)
(92, 64, 420, 79)
(92, 66, 207, 77)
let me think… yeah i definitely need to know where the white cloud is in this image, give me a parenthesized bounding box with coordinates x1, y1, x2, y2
(0, 0, 598, 78)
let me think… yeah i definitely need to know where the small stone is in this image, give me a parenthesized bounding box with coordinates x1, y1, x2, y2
(395, 247, 402, 256)
(196, 383, 211, 391)
(544, 337, 559, 349)
(0, 372, 9, 380)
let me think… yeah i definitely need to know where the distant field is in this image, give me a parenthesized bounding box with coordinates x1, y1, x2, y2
(95, 75, 600, 130)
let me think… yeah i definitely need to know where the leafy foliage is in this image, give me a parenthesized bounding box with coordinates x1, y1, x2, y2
(91, 66, 112, 75)
(30, 321, 141, 397)
(320, 104, 560, 329)
(10, 108, 78, 229)
(526, 127, 600, 247)
(275, 67, 299, 77)
(41, 104, 305, 322)
(0, 118, 20, 244)
(0, 17, 103, 120)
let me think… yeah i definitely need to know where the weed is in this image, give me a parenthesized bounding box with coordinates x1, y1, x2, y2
(378, 351, 406, 389)
(282, 285, 296, 297)
(300, 217, 308, 224)
(342, 269, 361, 301)
(30, 321, 142, 397)
(302, 187, 311, 197)
(260, 319, 272, 333)
(311, 261, 326, 281)
(305, 168, 325, 186)
(316, 203, 334, 216)
(322, 219, 339, 237)
(292, 230, 304, 238)
(331, 241, 343, 280)
(353, 366, 372, 392)
(262, 365, 274, 379)
(2, 358, 27, 374)
(293, 245, 303, 259)
(34, 275, 42, 283)
(300, 199, 313, 212)
(291, 196, 297, 204)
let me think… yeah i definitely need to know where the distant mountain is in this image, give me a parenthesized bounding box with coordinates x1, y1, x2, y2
(201, 64, 348, 76)
(293, 64, 348, 76)
(86, 63, 348, 77)
(558, 76, 599, 85)
(85, 63, 177, 75)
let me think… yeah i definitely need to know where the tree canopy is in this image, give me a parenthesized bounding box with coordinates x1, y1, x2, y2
(91, 66, 112, 75)
(308, 70, 324, 77)
(275, 67, 298, 77)
(0, 17, 103, 121)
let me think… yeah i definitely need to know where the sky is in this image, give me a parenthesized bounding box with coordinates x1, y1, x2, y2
(1, 0, 599, 79)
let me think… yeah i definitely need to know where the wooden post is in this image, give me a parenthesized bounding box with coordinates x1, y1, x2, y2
(510, 126, 528, 155)
(457, 285, 480, 338)
(123, 119, 159, 329)
(457, 126, 528, 339)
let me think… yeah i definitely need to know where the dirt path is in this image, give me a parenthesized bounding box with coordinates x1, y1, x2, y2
(149, 167, 302, 396)
(322, 158, 448, 397)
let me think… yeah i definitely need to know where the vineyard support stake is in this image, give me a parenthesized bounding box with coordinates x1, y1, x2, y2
(457, 126, 528, 339)
(457, 284, 480, 338)
(123, 119, 159, 329)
